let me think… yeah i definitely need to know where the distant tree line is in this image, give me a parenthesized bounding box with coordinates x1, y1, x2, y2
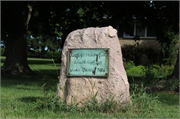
(1, 1, 179, 75)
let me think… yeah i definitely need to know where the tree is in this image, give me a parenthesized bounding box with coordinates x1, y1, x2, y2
(28, 1, 107, 51)
(149, 1, 179, 87)
(1, 1, 107, 75)
(50, 1, 107, 48)
(168, 51, 179, 80)
(2, 1, 179, 77)
(101, 1, 179, 88)
(1, 2, 34, 75)
(27, 2, 65, 57)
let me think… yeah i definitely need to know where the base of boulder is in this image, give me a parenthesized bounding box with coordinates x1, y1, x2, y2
(57, 26, 130, 107)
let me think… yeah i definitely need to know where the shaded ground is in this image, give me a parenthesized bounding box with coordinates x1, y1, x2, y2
(145, 80, 179, 94)
(128, 76, 179, 95)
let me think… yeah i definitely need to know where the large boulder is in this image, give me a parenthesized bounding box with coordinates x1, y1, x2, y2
(56, 26, 130, 106)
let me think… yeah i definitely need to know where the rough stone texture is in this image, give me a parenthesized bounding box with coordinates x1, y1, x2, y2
(56, 26, 130, 106)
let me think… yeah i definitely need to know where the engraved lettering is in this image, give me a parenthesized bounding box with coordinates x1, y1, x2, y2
(92, 67, 96, 75)
(71, 53, 84, 59)
(68, 49, 109, 76)
(97, 68, 105, 72)
(74, 60, 102, 65)
(86, 53, 106, 58)
(74, 60, 86, 64)
(81, 67, 95, 73)
(70, 68, 80, 72)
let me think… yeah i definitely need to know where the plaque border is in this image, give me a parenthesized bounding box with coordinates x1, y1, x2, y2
(67, 48, 110, 77)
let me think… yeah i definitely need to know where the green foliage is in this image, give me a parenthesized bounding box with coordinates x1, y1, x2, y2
(2, 1, 179, 76)
(122, 45, 142, 65)
(1, 57, 179, 118)
(126, 65, 145, 75)
(142, 47, 160, 65)
(164, 79, 179, 91)
(126, 64, 161, 76)
(32, 61, 161, 115)
(130, 79, 160, 114)
(28, 2, 106, 50)
(32, 61, 124, 114)
(124, 61, 135, 70)
(142, 65, 160, 87)
(1, 48, 5, 56)
(158, 65, 174, 78)
(27, 50, 41, 58)
(33, 83, 124, 114)
(159, 30, 179, 66)
(122, 44, 160, 66)
(125, 62, 174, 79)
(33, 80, 161, 115)
(27, 50, 61, 62)
(45, 51, 61, 63)
(27, 33, 62, 52)
(32, 83, 69, 113)
(81, 91, 122, 113)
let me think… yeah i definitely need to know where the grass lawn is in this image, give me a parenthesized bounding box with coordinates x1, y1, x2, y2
(1, 56, 179, 118)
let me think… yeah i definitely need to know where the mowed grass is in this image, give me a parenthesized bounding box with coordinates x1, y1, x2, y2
(1, 56, 179, 118)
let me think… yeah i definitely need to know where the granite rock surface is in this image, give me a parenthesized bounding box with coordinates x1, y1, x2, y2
(56, 26, 130, 106)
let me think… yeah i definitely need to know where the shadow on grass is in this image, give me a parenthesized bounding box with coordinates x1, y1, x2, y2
(128, 76, 143, 85)
(151, 91, 179, 106)
(32, 69, 60, 78)
(1, 72, 143, 91)
(1, 72, 58, 90)
(1, 68, 60, 78)
(1, 56, 60, 78)
(128, 76, 179, 106)
(1, 56, 59, 65)
(19, 97, 46, 103)
(27, 60, 55, 65)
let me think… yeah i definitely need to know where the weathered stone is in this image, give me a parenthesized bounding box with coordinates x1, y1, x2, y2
(56, 26, 130, 106)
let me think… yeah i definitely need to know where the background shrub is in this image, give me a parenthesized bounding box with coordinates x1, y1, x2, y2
(121, 44, 143, 65)
(142, 65, 160, 87)
(122, 42, 161, 66)
(45, 51, 61, 63)
(159, 31, 179, 66)
(27, 50, 61, 62)
(27, 50, 41, 58)
(1, 48, 5, 56)
(126, 65, 145, 75)
(124, 61, 136, 70)
(125, 64, 163, 77)
(1, 48, 61, 62)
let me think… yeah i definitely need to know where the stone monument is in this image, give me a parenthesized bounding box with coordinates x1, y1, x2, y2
(56, 26, 130, 106)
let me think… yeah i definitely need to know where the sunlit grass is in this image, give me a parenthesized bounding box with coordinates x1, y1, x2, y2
(1, 56, 179, 118)
(1, 75, 179, 118)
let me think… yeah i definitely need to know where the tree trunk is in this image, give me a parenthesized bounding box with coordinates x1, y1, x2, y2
(1, 2, 33, 75)
(168, 51, 179, 80)
(40, 46, 48, 58)
(167, 51, 179, 92)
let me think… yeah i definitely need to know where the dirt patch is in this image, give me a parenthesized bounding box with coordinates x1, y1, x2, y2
(145, 80, 179, 94)
(146, 87, 179, 95)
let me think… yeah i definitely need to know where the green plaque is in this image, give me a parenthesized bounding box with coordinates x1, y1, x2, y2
(67, 48, 109, 77)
